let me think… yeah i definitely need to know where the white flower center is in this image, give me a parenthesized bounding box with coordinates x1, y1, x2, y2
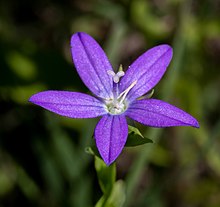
(105, 80, 137, 115)
(105, 67, 137, 115)
(106, 99, 127, 115)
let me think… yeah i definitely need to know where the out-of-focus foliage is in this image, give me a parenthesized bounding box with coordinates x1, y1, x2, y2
(0, 0, 220, 206)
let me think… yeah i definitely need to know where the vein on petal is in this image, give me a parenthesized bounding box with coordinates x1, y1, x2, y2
(78, 33, 111, 98)
(108, 116, 114, 164)
(128, 106, 197, 127)
(128, 47, 171, 99)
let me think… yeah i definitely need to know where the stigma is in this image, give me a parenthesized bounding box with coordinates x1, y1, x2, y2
(107, 70, 125, 83)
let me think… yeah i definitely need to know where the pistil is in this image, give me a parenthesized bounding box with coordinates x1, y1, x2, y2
(107, 70, 125, 83)
(106, 66, 137, 115)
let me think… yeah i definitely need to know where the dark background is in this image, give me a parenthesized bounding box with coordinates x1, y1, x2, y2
(0, 0, 220, 206)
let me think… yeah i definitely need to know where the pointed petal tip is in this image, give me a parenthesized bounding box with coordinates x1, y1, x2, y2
(192, 119, 200, 128)
(28, 93, 39, 104)
(157, 44, 173, 61)
(181, 119, 199, 128)
(155, 44, 173, 53)
(185, 114, 199, 128)
(71, 32, 93, 48)
(126, 99, 200, 129)
(162, 44, 173, 57)
(28, 95, 33, 103)
(28, 91, 49, 104)
(95, 115, 128, 166)
(70, 32, 113, 99)
(103, 158, 115, 166)
(159, 44, 172, 49)
(28, 91, 107, 118)
(119, 44, 173, 101)
(70, 32, 86, 46)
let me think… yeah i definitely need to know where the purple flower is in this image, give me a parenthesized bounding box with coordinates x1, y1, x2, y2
(29, 32, 199, 165)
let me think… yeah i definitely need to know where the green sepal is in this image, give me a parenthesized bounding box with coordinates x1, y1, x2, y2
(125, 125, 153, 147)
(137, 89, 154, 100)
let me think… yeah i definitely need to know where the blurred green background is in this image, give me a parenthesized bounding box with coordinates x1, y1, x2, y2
(0, 0, 220, 206)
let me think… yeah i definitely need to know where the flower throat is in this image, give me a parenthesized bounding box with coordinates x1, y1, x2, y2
(105, 67, 137, 115)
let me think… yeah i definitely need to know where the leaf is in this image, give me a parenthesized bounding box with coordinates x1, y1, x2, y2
(95, 180, 126, 207)
(94, 156, 116, 194)
(125, 125, 153, 147)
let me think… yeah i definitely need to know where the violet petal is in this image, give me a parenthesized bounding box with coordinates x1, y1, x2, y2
(95, 115, 128, 165)
(71, 32, 114, 99)
(126, 99, 199, 128)
(119, 45, 173, 101)
(29, 90, 107, 118)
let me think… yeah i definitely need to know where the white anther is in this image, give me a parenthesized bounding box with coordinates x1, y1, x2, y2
(107, 70, 125, 83)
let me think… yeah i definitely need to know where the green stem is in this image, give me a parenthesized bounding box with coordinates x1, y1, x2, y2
(94, 156, 117, 207)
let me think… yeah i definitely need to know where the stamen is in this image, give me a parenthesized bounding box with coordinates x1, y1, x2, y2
(118, 80, 137, 103)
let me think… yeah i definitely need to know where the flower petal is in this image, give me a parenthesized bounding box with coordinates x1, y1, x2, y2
(95, 115, 128, 165)
(126, 99, 199, 128)
(29, 90, 107, 118)
(119, 45, 173, 101)
(71, 32, 114, 99)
